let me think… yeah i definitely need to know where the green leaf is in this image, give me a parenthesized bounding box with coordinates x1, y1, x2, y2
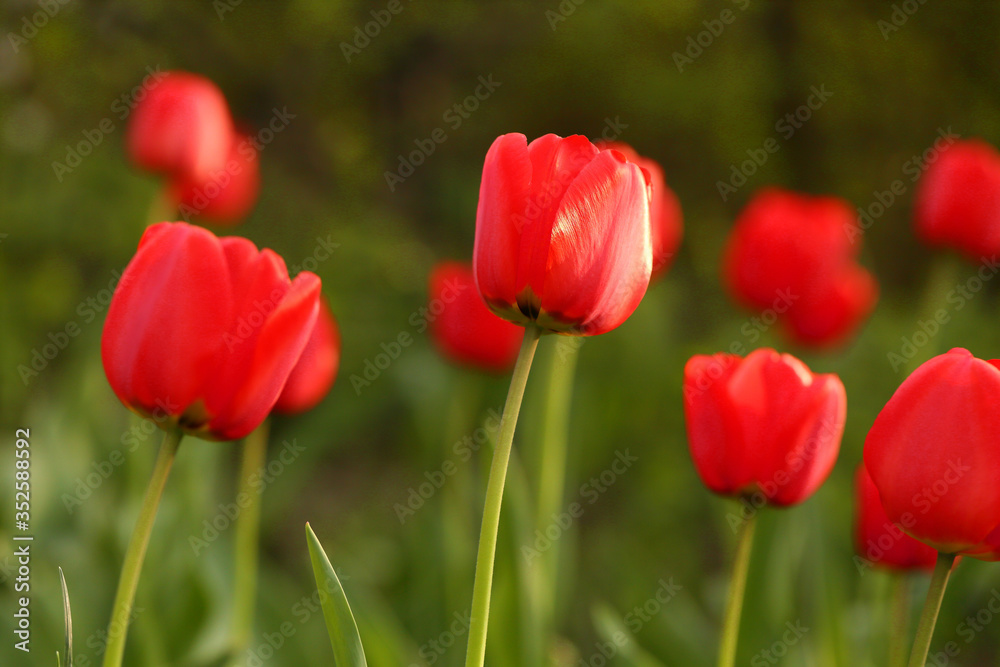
(305, 523, 367, 667)
(59, 567, 73, 667)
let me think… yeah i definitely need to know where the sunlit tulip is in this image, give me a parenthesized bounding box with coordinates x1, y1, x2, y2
(473, 133, 652, 336)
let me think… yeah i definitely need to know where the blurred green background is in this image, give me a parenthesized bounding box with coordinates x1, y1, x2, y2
(3, 0, 1000, 665)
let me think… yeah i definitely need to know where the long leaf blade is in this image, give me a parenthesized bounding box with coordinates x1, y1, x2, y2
(305, 523, 367, 667)
(59, 567, 73, 667)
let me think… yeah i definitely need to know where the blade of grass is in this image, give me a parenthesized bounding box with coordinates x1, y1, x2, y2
(59, 567, 73, 667)
(305, 523, 367, 667)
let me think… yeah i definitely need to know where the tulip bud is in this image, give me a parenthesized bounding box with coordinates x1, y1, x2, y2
(864, 348, 1000, 560)
(101, 222, 320, 440)
(473, 133, 653, 336)
(427, 261, 524, 373)
(683, 348, 846, 507)
(170, 131, 260, 226)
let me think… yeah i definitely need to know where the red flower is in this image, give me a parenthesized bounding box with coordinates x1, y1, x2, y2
(274, 298, 340, 414)
(171, 132, 260, 226)
(855, 464, 937, 571)
(473, 133, 652, 336)
(596, 141, 683, 278)
(915, 139, 1000, 262)
(126, 71, 234, 182)
(723, 188, 878, 347)
(102, 222, 320, 440)
(864, 348, 1000, 560)
(428, 261, 524, 373)
(683, 348, 846, 507)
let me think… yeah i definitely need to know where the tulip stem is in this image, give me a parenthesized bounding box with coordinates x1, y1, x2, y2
(464, 325, 542, 667)
(907, 553, 956, 667)
(534, 337, 580, 649)
(102, 428, 182, 667)
(889, 575, 910, 667)
(717, 509, 757, 667)
(230, 419, 270, 664)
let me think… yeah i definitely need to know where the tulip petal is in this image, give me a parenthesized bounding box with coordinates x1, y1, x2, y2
(537, 151, 652, 334)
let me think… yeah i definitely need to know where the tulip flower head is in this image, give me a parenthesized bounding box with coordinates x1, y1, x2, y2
(171, 131, 261, 226)
(915, 138, 1000, 262)
(596, 141, 683, 278)
(428, 261, 525, 373)
(864, 348, 1000, 560)
(473, 133, 653, 336)
(854, 464, 937, 571)
(102, 222, 320, 440)
(274, 298, 340, 414)
(723, 188, 878, 348)
(683, 348, 846, 507)
(126, 71, 235, 183)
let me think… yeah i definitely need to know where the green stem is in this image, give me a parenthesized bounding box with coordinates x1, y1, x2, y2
(534, 338, 580, 652)
(908, 553, 956, 667)
(102, 428, 182, 667)
(717, 510, 757, 667)
(230, 420, 270, 663)
(889, 574, 910, 667)
(464, 325, 542, 667)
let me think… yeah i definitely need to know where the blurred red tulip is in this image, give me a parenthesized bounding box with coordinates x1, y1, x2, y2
(723, 187, 877, 347)
(126, 71, 234, 182)
(473, 133, 652, 336)
(855, 464, 937, 571)
(683, 348, 845, 507)
(915, 139, 1000, 262)
(274, 298, 340, 414)
(428, 261, 524, 373)
(864, 348, 1000, 560)
(171, 132, 260, 226)
(102, 222, 320, 440)
(596, 141, 683, 278)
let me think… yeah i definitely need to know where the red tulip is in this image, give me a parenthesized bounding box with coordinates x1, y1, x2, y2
(915, 139, 1000, 262)
(171, 132, 260, 226)
(855, 464, 937, 571)
(274, 299, 340, 414)
(723, 187, 877, 347)
(473, 133, 652, 336)
(102, 222, 320, 440)
(864, 348, 1000, 560)
(126, 71, 234, 182)
(428, 261, 524, 373)
(683, 348, 846, 506)
(596, 141, 683, 278)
